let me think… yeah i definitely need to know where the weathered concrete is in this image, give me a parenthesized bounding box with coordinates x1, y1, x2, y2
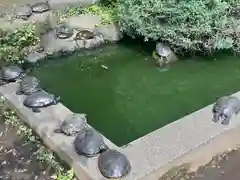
(0, 82, 118, 180)
(2, 82, 240, 180)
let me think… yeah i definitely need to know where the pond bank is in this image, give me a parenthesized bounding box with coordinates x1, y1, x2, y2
(0, 119, 52, 180)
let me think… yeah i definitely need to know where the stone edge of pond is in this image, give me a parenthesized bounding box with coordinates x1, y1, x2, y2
(120, 91, 240, 180)
(0, 82, 119, 180)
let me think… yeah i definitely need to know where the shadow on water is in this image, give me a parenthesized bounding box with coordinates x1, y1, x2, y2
(29, 37, 240, 146)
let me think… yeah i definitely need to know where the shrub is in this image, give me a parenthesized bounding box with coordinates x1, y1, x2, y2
(0, 24, 39, 64)
(118, 0, 240, 54)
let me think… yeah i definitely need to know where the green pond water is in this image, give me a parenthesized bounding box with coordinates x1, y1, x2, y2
(30, 42, 240, 146)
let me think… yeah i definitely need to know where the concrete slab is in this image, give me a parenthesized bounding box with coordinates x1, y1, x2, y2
(0, 82, 118, 180)
(1, 82, 240, 180)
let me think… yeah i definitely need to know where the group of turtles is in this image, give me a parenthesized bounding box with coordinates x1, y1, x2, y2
(54, 113, 131, 179)
(55, 23, 96, 43)
(0, 65, 132, 179)
(0, 65, 60, 112)
(13, 1, 51, 20)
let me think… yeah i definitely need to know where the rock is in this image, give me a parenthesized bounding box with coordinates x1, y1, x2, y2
(40, 30, 77, 57)
(64, 15, 101, 30)
(34, 11, 60, 36)
(25, 52, 47, 63)
(84, 35, 104, 49)
(0, 16, 29, 31)
(94, 23, 123, 42)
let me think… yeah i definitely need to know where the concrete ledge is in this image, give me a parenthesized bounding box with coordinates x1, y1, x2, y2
(0, 82, 118, 180)
(1, 82, 240, 180)
(121, 91, 240, 180)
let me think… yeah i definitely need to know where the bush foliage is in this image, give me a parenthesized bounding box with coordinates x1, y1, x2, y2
(118, 0, 240, 54)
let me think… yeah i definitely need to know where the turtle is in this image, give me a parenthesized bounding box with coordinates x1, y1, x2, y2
(14, 4, 32, 20)
(212, 96, 240, 125)
(16, 76, 41, 95)
(74, 128, 108, 157)
(74, 30, 95, 40)
(55, 24, 74, 39)
(54, 113, 88, 136)
(98, 149, 131, 179)
(0, 66, 26, 85)
(31, 1, 51, 13)
(153, 43, 177, 68)
(23, 90, 60, 113)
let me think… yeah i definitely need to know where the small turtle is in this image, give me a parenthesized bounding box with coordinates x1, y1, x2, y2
(55, 24, 74, 39)
(74, 30, 94, 40)
(23, 90, 60, 113)
(74, 128, 108, 157)
(0, 66, 26, 85)
(153, 43, 177, 68)
(14, 4, 32, 20)
(31, 1, 51, 13)
(54, 113, 87, 136)
(16, 76, 41, 95)
(212, 96, 240, 125)
(98, 149, 131, 179)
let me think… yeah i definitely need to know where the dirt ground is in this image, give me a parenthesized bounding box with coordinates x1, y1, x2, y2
(0, 121, 52, 180)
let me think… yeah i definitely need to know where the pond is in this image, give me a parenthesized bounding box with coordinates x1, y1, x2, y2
(30, 40, 240, 146)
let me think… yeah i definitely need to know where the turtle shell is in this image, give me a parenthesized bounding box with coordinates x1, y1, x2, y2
(74, 30, 94, 40)
(0, 66, 24, 81)
(74, 128, 108, 157)
(14, 5, 32, 19)
(57, 113, 87, 136)
(18, 76, 41, 95)
(31, 2, 50, 13)
(98, 149, 131, 179)
(56, 24, 74, 39)
(23, 90, 55, 108)
(213, 96, 240, 113)
(156, 43, 172, 57)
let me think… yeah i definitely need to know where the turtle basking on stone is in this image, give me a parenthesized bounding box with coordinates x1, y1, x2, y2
(74, 127, 108, 157)
(16, 76, 41, 95)
(31, 1, 51, 13)
(98, 149, 131, 179)
(55, 24, 74, 39)
(54, 113, 87, 136)
(0, 66, 26, 85)
(152, 43, 177, 68)
(212, 96, 240, 125)
(23, 90, 60, 113)
(74, 30, 95, 40)
(14, 4, 33, 20)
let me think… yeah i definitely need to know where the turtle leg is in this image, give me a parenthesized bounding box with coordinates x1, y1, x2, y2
(16, 90, 23, 95)
(221, 116, 231, 125)
(212, 112, 220, 123)
(0, 80, 7, 86)
(32, 108, 41, 113)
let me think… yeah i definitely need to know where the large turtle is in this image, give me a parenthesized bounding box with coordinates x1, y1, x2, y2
(153, 43, 177, 68)
(16, 76, 41, 95)
(0, 66, 26, 85)
(55, 24, 74, 39)
(23, 90, 60, 113)
(212, 96, 240, 125)
(31, 1, 51, 13)
(74, 30, 95, 40)
(54, 113, 88, 136)
(98, 149, 131, 179)
(74, 128, 108, 157)
(14, 4, 32, 20)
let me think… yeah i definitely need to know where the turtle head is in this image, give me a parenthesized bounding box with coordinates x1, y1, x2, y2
(220, 107, 233, 125)
(99, 143, 109, 154)
(55, 95, 61, 103)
